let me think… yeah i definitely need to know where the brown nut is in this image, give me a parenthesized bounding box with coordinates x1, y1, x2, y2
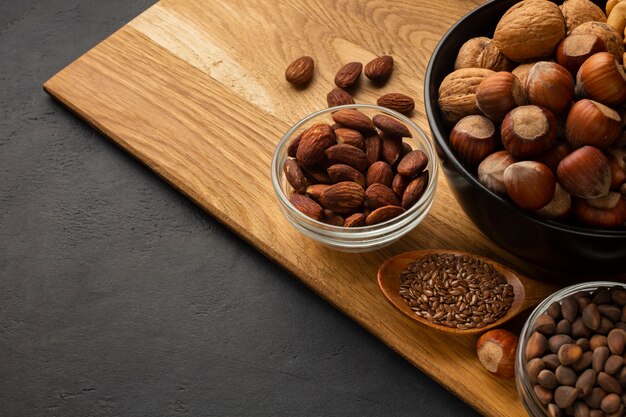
(454, 37, 490, 70)
(478, 151, 517, 195)
(327, 88, 355, 107)
(534, 314, 557, 335)
(365, 205, 405, 225)
(477, 40, 515, 72)
(536, 184, 572, 220)
(575, 52, 626, 106)
(284, 159, 309, 193)
(555, 385, 578, 409)
(326, 144, 369, 172)
(296, 123, 336, 167)
(364, 55, 393, 82)
(327, 164, 365, 188)
(501, 105, 558, 159)
(402, 171, 429, 209)
(285, 56, 314, 85)
(558, 343, 584, 365)
(450, 115, 499, 168)
(475, 71, 528, 122)
(560, 0, 608, 33)
(504, 161, 556, 210)
(512, 62, 538, 87)
(556, 364, 578, 385)
(366, 161, 394, 188)
(566, 99, 622, 150)
(319, 181, 365, 214)
(334, 128, 364, 150)
(343, 213, 365, 227)
(381, 132, 403, 166)
(476, 329, 518, 379)
(570, 21, 624, 62)
(527, 358, 547, 383)
(397, 150, 428, 177)
(557, 146, 612, 199)
(493, 1, 566, 62)
(377, 93, 415, 115)
(305, 184, 330, 202)
(576, 369, 597, 397)
(364, 133, 382, 165)
(289, 193, 324, 220)
(334, 62, 362, 88)
(331, 109, 375, 132)
(556, 34, 608, 76)
(372, 114, 412, 138)
(527, 331, 549, 359)
(525, 62, 575, 115)
(365, 183, 401, 210)
(607, 328, 626, 354)
(574, 192, 626, 228)
(437, 68, 494, 123)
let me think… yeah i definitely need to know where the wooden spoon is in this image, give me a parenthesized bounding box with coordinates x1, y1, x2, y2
(377, 249, 560, 335)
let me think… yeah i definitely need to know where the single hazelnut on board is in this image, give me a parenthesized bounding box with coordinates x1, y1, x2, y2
(576, 52, 626, 106)
(557, 145, 612, 199)
(574, 192, 626, 228)
(501, 105, 558, 159)
(504, 161, 556, 210)
(556, 34, 607, 76)
(449, 115, 499, 168)
(478, 151, 517, 195)
(475, 71, 528, 122)
(476, 329, 519, 379)
(525, 62, 575, 115)
(565, 99, 622, 149)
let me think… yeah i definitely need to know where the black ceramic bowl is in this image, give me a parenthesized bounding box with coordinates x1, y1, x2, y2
(424, 0, 626, 275)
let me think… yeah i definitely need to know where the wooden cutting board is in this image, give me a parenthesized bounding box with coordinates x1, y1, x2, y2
(43, 0, 613, 415)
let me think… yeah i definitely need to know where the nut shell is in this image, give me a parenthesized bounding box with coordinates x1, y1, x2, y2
(478, 150, 517, 195)
(501, 105, 558, 159)
(565, 99, 622, 149)
(525, 62, 575, 115)
(438, 68, 494, 123)
(476, 71, 527, 122)
(493, 1, 566, 62)
(570, 21, 624, 62)
(574, 193, 626, 228)
(557, 145, 612, 198)
(450, 115, 499, 168)
(576, 52, 626, 106)
(560, 0, 608, 33)
(504, 161, 556, 210)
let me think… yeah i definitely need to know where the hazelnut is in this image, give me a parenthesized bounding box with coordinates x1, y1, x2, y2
(565, 99, 622, 149)
(454, 37, 490, 70)
(557, 146, 612, 198)
(438, 68, 494, 123)
(574, 192, 626, 228)
(560, 0, 608, 33)
(476, 329, 518, 379)
(536, 184, 572, 220)
(512, 62, 538, 87)
(476, 71, 527, 122)
(535, 143, 572, 173)
(526, 62, 575, 115)
(570, 22, 624, 63)
(501, 105, 558, 158)
(449, 115, 499, 168)
(504, 161, 556, 210)
(576, 52, 626, 106)
(556, 34, 608, 76)
(609, 155, 626, 190)
(493, 1, 566, 62)
(478, 150, 517, 195)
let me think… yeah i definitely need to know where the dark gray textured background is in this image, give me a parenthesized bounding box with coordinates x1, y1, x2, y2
(0, 1, 481, 416)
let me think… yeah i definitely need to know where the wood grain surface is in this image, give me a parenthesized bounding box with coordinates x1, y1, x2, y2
(42, 0, 623, 415)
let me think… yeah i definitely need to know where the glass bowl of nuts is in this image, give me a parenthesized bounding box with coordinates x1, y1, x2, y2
(271, 104, 438, 252)
(424, 0, 626, 274)
(516, 282, 626, 417)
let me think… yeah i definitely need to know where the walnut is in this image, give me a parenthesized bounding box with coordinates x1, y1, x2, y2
(438, 68, 495, 123)
(494, 1, 566, 62)
(478, 40, 515, 72)
(570, 21, 624, 62)
(560, 0, 607, 33)
(454, 37, 490, 70)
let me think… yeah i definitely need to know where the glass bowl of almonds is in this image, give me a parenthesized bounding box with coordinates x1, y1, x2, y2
(271, 104, 438, 252)
(516, 282, 626, 417)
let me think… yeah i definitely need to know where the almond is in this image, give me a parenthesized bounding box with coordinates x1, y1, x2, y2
(392, 173, 411, 195)
(365, 132, 382, 165)
(321, 209, 344, 226)
(343, 213, 366, 227)
(397, 150, 428, 177)
(372, 114, 412, 138)
(331, 109, 375, 131)
(301, 165, 332, 184)
(377, 93, 415, 115)
(381, 132, 402, 165)
(296, 123, 336, 166)
(285, 56, 314, 86)
(402, 171, 429, 209)
(289, 193, 324, 220)
(320, 181, 365, 214)
(365, 205, 406, 225)
(305, 184, 330, 201)
(283, 159, 309, 193)
(366, 161, 394, 188)
(335, 128, 364, 149)
(287, 133, 302, 157)
(366, 183, 401, 209)
(327, 88, 355, 107)
(326, 144, 369, 171)
(334, 62, 362, 88)
(364, 55, 394, 82)
(400, 142, 413, 158)
(327, 164, 365, 187)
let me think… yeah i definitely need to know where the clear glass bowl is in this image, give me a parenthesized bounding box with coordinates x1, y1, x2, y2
(515, 281, 626, 417)
(270, 104, 438, 252)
